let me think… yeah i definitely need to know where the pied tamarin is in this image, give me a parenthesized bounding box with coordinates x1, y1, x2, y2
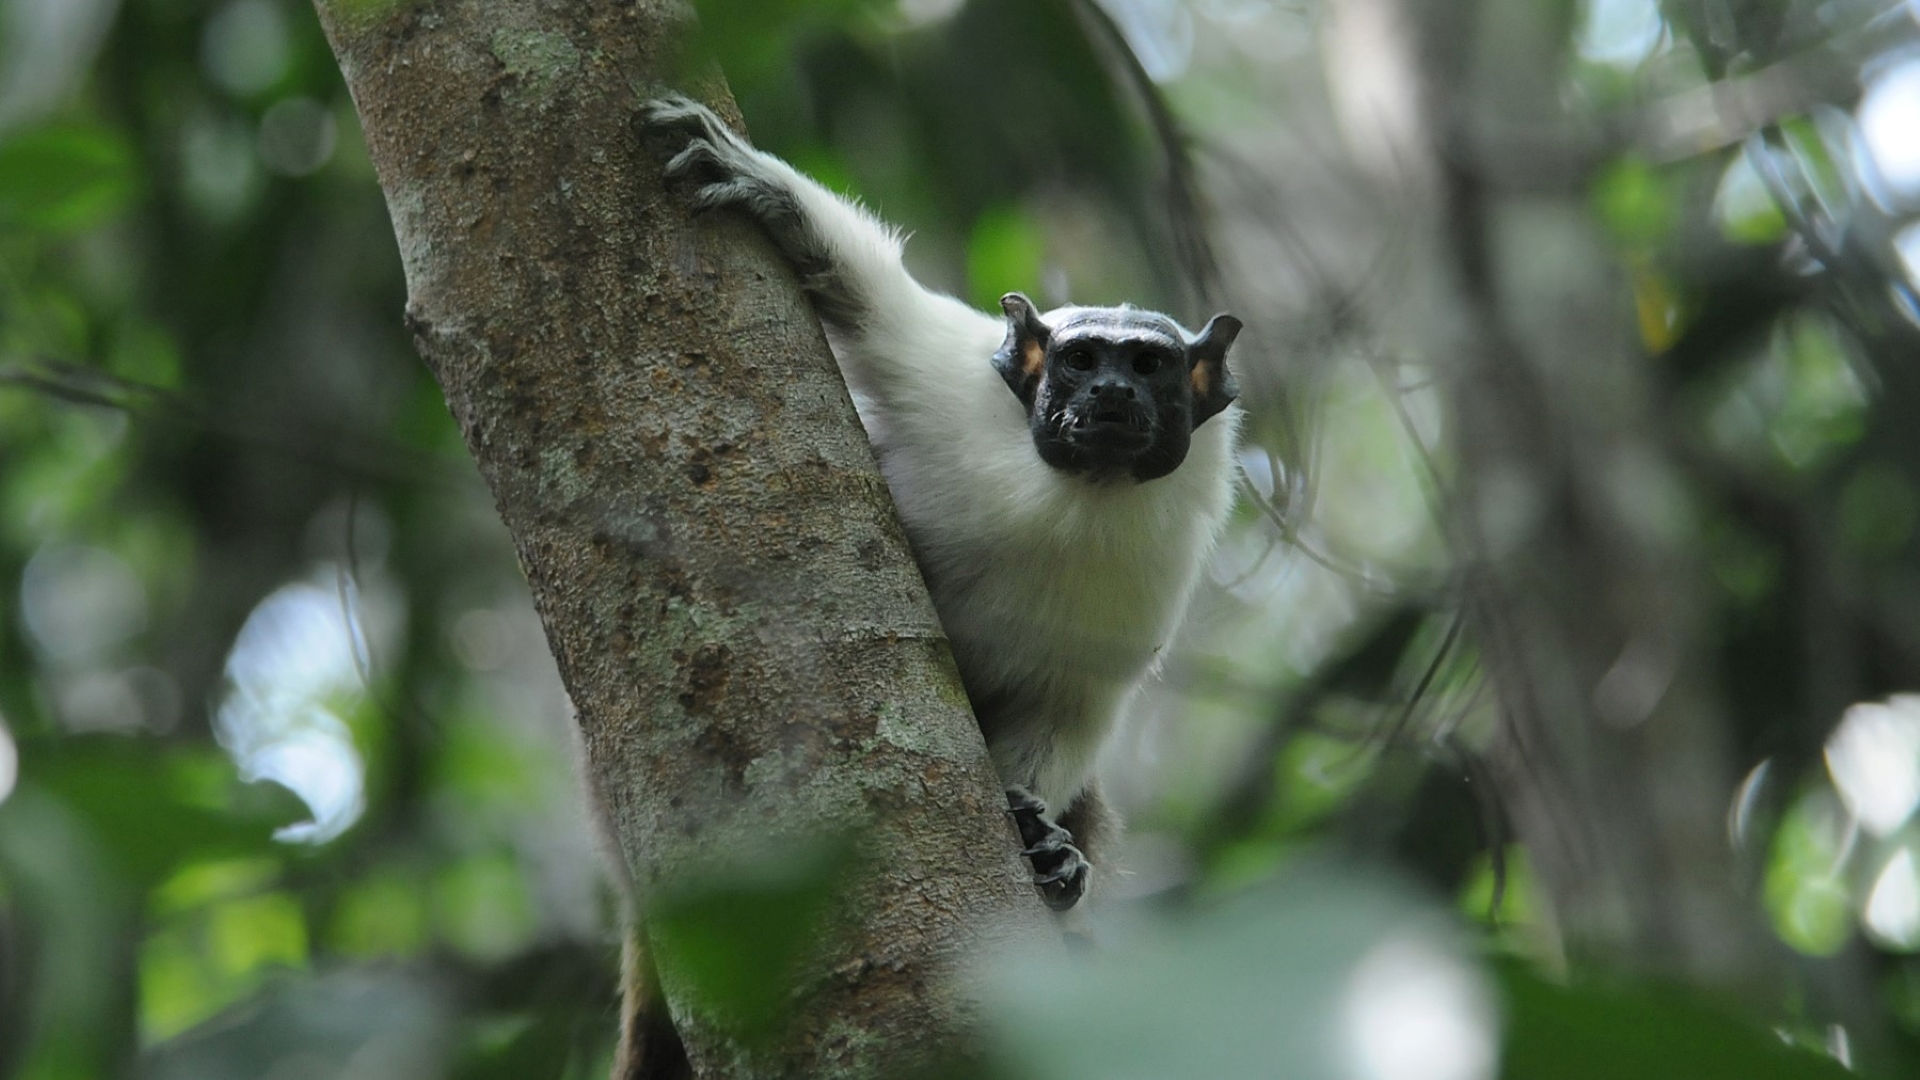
(647, 95, 1241, 910)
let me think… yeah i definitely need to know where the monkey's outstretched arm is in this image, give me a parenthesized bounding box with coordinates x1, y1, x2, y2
(645, 96, 964, 344)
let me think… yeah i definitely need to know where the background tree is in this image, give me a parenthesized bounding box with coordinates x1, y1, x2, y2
(2, 0, 1919, 1077)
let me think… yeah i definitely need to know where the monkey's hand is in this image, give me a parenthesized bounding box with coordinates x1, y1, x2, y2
(643, 94, 913, 331)
(643, 96, 833, 283)
(1006, 787, 1089, 911)
(645, 96, 781, 213)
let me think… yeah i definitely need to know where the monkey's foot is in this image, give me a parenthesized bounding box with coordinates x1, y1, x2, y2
(1006, 787, 1089, 912)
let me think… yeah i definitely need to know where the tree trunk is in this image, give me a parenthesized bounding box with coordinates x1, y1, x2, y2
(310, 1, 1057, 1075)
(1403, 0, 1774, 986)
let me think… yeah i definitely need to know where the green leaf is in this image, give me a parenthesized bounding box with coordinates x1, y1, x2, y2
(1264, 732, 1379, 835)
(647, 838, 855, 1046)
(1703, 516, 1781, 604)
(206, 891, 307, 978)
(152, 858, 283, 917)
(329, 870, 430, 958)
(1764, 787, 1854, 957)
(688, 0, 894, 93)
(434, 854, 537, 961)
(1459, 845, 1542, 929)
(453, 1014, 575, 1080)
(987, 864, 1496, 1080)
(141, 890, 308, 1042)
(1713, 151, 1788, 245)
(1839, 463, 1918, 558)
(1779, 117, 1848, 225)
(0, 125, 137, 232)
(1594, 156, 1675, 249)
(20, 736, 305, 887)
(1767, 312, 1866, 470)
(967, 205, 1046, 313)
(1497, 959, 1853, 1079)
(109, 321, 184, 389)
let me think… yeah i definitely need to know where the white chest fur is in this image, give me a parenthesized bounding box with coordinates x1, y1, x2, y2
(840, 306, 1237, 810)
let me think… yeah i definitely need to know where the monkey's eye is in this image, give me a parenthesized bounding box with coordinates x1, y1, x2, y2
(1133, 352, 1165, 376)
(1062, 348, 1096, 372)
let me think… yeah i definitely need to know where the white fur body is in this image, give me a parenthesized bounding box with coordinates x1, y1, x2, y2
(750, 157, 1240, 816)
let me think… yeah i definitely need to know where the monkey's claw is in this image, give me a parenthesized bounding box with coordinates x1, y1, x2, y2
(1006, 787, 1089, 911)
(643, 95, 748, 162)
(641, 93, 722, 136)
(664, 139, 724, 180)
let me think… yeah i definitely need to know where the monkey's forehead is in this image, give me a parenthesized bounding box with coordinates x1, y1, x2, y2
(1045, 305, 1187, 347)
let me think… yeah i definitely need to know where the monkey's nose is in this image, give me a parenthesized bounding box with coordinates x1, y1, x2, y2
(1090, 383, 1136, 420)
(1086, 382, 1143, 429)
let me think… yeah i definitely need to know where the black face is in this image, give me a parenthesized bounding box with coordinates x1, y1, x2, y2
(991, 295, 1241, 483)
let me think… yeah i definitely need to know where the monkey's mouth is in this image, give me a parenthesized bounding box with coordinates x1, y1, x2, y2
(1066, 406, 1152, 448)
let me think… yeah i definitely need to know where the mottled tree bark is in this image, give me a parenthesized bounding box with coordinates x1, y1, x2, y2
(310, 1, 1055, 1075)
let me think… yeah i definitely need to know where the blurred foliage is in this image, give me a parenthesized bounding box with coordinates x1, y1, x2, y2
(2, 0, 1920, 1077)
(646, 839, 858, 1049)
(0, 125, 135, 231)
(0, 0, 613, 1073)
(1496, 959, 1857, 1080)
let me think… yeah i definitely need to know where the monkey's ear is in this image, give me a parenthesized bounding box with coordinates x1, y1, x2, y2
(992, 292, 1050, 405)
(1188, 313, 1242, 428)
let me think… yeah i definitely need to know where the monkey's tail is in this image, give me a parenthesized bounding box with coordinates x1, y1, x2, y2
(613, 929, 692, 1080)
(582, 733, 691, 1080)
